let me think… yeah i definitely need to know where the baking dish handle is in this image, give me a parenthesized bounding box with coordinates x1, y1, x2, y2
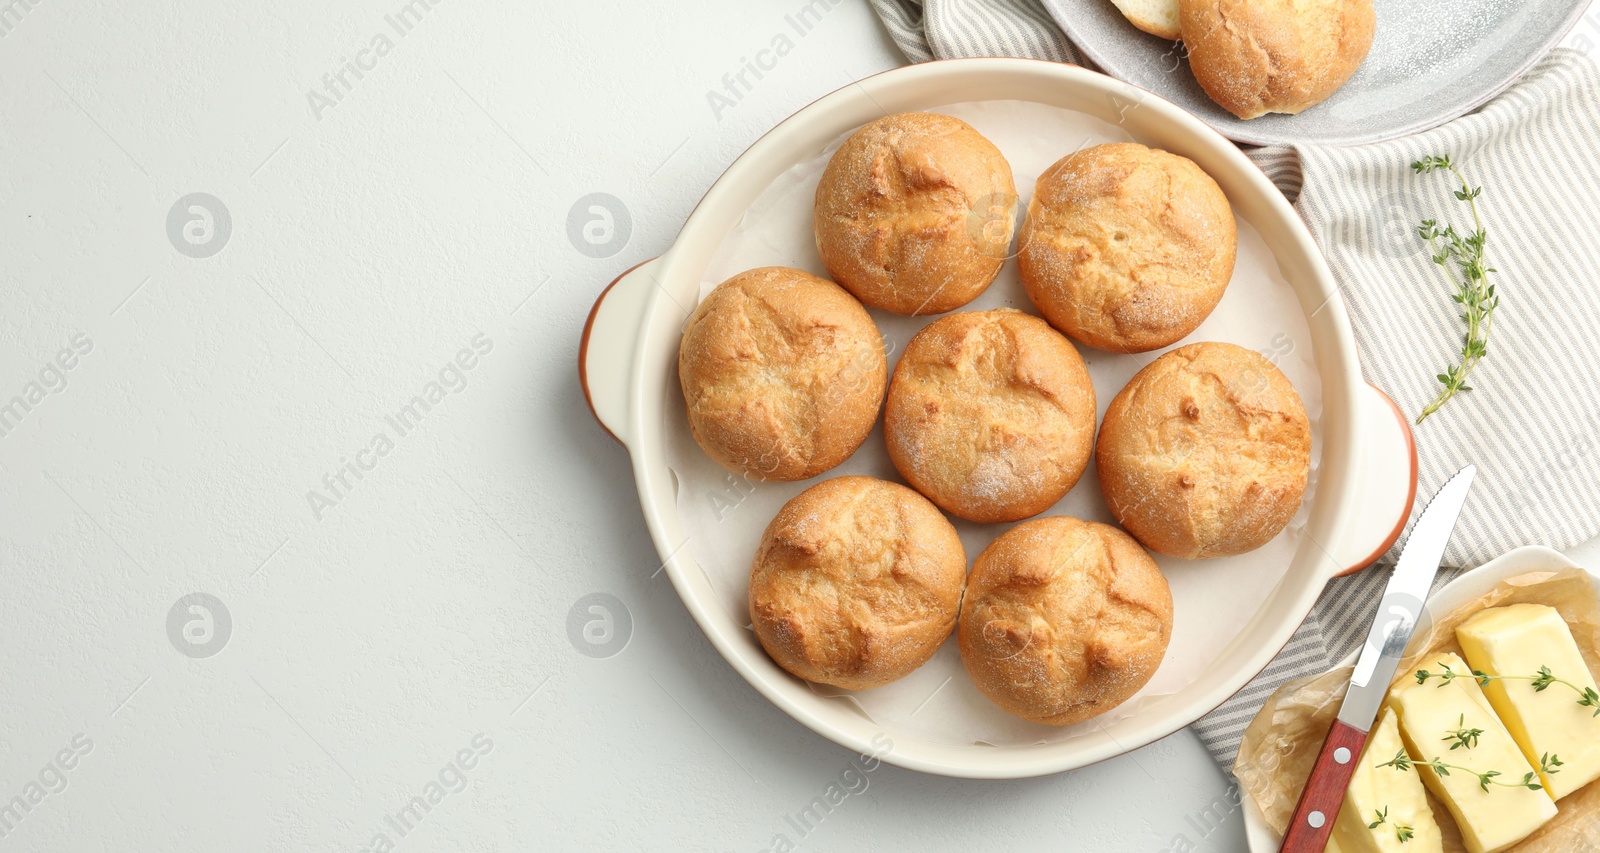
(1328, 382, 1418, 577)
(579, 257, 661, 447)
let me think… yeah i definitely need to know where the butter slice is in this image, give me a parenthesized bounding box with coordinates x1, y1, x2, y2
(1325, 837, 1345, 853)
(1457, 603, 1600, 800)
(1329, 708, 1443, 853)
(1388, 653, 1557, 853)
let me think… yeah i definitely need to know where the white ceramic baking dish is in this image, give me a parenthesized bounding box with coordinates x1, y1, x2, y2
(579, 59, 1418, 779)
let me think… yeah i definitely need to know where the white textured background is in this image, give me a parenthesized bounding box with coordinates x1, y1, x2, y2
(4, 1, 1600, 850)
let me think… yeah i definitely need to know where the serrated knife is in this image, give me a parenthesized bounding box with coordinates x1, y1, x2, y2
(1279, 464, 1477, 852)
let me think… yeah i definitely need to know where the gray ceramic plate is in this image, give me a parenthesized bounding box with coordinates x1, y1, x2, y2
(1043, 0, 1590, 146)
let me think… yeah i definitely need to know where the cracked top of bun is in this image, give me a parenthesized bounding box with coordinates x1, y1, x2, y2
(1096, 341, 1311, 559)
(815, 112, 1016, 316)
(1020, 142, 1236, 354)
(749, 476, 966, 690)
(1179, 0, 1376, 120)
(885, 309, 1097, 523)
(679, 266, 886, 482)
(959, 516, 1173, 726)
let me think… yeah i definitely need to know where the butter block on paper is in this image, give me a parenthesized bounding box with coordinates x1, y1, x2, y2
(1387, 653, 1556, 853)
(1457, 603, 1600, 800)
(1328, 708, 1443, 853)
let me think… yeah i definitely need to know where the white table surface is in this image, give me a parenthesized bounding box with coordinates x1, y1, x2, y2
(4, 2, 1599, 850)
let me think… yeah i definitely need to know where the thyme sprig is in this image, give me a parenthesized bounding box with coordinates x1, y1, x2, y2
(1415, 662, 1600, 716)
(1410, 155, 1497, 424)
(1379, 748, 1562, 793)
(1368, 806, 1416, 843)
(1443, 714, 1483, 751)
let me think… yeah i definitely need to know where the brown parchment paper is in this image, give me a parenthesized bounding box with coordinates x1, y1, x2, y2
(1234, 568, 1600, 851)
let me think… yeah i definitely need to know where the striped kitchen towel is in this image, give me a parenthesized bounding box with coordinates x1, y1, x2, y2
(870, 3, 1600, 772)
(871, 0, 1085, 65)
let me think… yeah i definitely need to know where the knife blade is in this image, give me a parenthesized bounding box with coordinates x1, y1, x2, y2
(1340, 463, 1477, 730)
(1279, 464, 1477, 852)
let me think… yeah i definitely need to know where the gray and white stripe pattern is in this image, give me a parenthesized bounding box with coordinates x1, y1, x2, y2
(1267, 51, 1600, 574)
(1194, 50, 1600, 768)
(869, 0, 1085, 65)
(869, 1, 1600, 772)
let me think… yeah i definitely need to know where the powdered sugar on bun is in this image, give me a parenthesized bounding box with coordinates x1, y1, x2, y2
(814, 112, 1016, 316)
(1096, 342, 1311, 558)
(885, 309, 1097, 523)
(959, 516, 1173, 725)
(1019, 143, 1236, 354)
(679, 266, 887, 481)
(1179, 0, 1376, 120)
(749, 476, 966, 690)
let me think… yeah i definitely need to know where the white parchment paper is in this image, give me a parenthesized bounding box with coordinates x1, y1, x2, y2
(664, 100, 1324, 746)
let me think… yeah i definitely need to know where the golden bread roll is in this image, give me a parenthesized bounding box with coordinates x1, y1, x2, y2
(885, 309, 1097, 523)
(1096, 342, 1310, 558)
(749, 476, 967, 690)
(1019, 142, 1236, 354)
(959, 516, 1173, 725)
(678, 266, 886, 481)
(1111, 0, 1180, 41)
(1179, 0, 1376, 120)
(814, 112, 1016, 316)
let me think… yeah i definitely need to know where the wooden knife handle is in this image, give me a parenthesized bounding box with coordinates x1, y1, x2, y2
(1279, 719, 1368, 852)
